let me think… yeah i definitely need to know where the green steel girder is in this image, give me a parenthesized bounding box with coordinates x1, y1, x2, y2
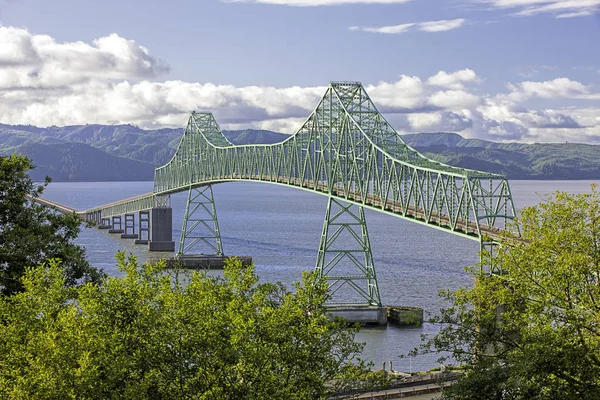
(84, 192, 170, 219)
(149, 82, 517, 245)
(81, 81, 519, 286)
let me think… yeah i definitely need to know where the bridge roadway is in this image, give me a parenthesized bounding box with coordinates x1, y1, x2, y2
(30, 195, 82, 216)
(39, 175, 507, 244)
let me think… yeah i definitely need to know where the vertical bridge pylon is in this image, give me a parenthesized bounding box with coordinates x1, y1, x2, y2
(178, 185, 224, 258)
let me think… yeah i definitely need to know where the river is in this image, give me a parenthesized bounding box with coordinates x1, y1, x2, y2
(42, 179, 598, 372)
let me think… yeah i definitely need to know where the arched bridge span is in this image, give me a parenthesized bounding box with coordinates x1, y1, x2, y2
(79, 82, 518, 307)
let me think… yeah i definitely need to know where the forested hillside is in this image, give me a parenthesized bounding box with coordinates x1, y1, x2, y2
(1, 124, 598, 181)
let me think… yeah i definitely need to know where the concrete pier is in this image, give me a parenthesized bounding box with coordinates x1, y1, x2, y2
(327, 305, 388, 325)
(135, 210, 150, 245)
(148, 208, 175, 251)
(387, 306, 424, 326)
(98, 217, 112, 229)
(121, 213, 138, 239)
(108, 216, 124, 234)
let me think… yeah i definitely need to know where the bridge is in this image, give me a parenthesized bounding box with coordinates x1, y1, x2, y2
(37, 82, 519, 312)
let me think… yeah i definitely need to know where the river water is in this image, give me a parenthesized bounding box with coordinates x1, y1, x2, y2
(43, 179, 598, 372)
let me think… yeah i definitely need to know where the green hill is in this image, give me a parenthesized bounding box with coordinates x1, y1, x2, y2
(403, 133, 600, 179)
(0, 123, 598, 181)
(2, 142, 156, 182)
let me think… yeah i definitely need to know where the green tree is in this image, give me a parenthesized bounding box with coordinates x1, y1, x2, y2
(0, 254, 386, 399)
(0, 154, 102, 295)
(416, 185, 600, 399)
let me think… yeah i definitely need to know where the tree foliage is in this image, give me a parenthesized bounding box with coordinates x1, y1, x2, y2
(416, 185, 600, 399)
(0, 154, 102, 295)
(0, 255, 385, 399)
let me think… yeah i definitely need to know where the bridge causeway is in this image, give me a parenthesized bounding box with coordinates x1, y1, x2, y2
(34, 81, 519, 317)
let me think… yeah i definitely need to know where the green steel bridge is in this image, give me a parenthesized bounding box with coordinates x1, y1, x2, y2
(70, 82, 517, 307)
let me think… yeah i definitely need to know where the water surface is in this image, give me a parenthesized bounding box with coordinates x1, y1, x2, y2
(43, 179, 598, 371)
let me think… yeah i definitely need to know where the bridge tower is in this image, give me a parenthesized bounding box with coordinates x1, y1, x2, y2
(177, 185, 224, 258)
(315, 198, 381, 307)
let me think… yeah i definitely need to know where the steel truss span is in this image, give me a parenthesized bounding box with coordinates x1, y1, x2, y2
(83, 82, 519, 303)
(150, 82, 517, 240)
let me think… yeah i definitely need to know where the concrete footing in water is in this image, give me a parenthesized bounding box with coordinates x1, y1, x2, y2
(148, 241, 176, 251)
(121, 234, 139, 239)
(327, 306, 388, 325)
(386, 306, 424, 326)
(108, 229, 124, 234)
(327, 305, 424, 326)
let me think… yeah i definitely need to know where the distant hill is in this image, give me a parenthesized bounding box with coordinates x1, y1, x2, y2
(1, 123, 599, 181)
(12, 142, 156, 182)
(403, 133, 600, 179)
(223, 129, 289, 145)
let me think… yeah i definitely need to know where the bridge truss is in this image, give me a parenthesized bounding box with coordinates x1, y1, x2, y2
(85, 82, 518, 306)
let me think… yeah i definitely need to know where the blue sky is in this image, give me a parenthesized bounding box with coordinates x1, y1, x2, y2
(0, 0, 599, 143)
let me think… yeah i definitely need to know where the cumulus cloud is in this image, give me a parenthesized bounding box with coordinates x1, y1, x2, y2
(522, 110, 581, 128)
(426, 69, 480, 89)
(0, 27, 168, 89)
(505, 77, 600, 101)
(428, 90, 481, 109)
(473, 0, 600, 18)
(407, 111, 473, 132)
(366, 75, 426, 109)
(350, 18, 467, 34)
(224, 0, 411, 5)
(1, 26, 600, 143)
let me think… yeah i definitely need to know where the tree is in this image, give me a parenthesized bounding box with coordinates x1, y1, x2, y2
(0, 154, 102, 295)
(415, 185, 600, 399)
(0, 255, 386, 399)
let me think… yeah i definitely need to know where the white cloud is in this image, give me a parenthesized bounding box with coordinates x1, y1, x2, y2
(224, 0, 411, 5)
(255, 117, 307, 133)
(350, 18, 466, 34)
(407, 113, 442, 130)
(426, 69, 480, 89)
(417, 18, 467, 32)
(366, 75, 426, 109)
(473, 0, 600, 18)
(349, 23, 415, 34)
(1, 27, 600, 144)
(428, 90, 481, 109)
(0, 26, 168, 89)
(505, 77, 600, 101)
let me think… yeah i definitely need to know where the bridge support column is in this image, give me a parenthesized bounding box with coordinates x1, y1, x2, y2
(135, 211, 150, 245)
(109, 216, 124, 234)
(177, 185, 223, 257)
(98, 217, 111, 229)
(148, 208, 175, 252)
(121, 213, 138, 239)
(481, 240, 501, 275)
(315, 197, 382, 309)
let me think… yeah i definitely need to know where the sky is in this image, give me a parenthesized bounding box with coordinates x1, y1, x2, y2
(0, 0, 599, 143)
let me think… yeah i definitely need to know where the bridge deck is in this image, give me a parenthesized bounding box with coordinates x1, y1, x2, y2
(30, 196, 83, 216)
(249, 175, 507, 242)
(39, 174, 510, 243)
